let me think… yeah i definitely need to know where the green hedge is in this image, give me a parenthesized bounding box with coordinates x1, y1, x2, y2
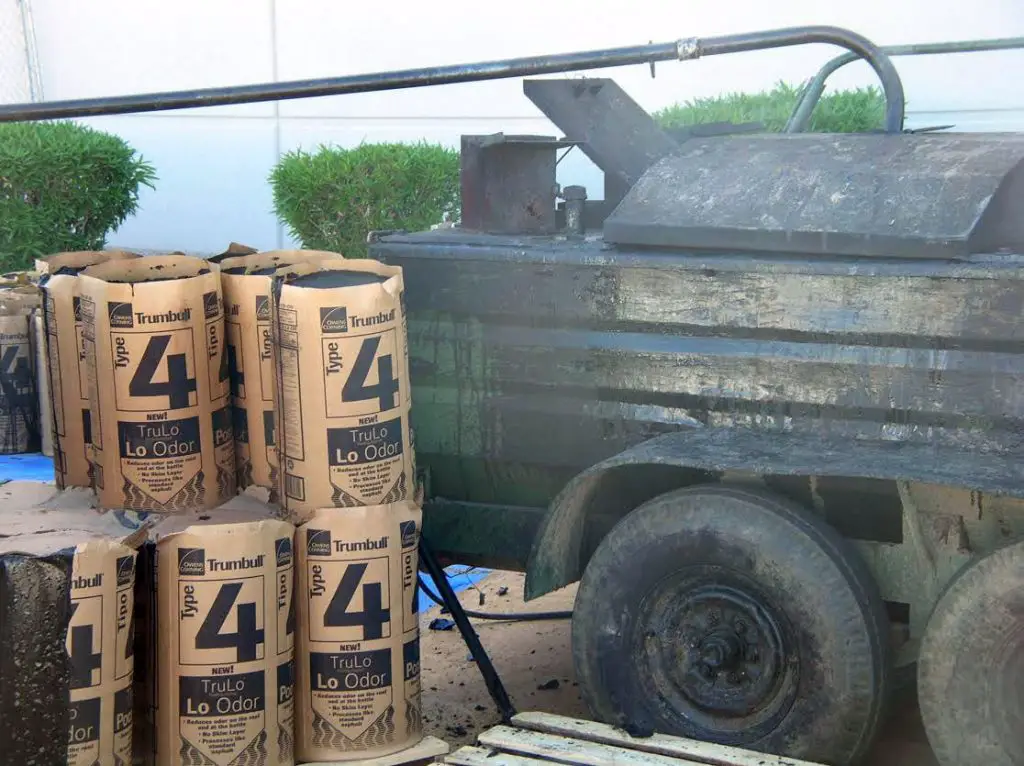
(270, 141, 460, 258)
(0, 121, 156, 271)
(654, 81, 885, 133)
(269, 83, 884, 250)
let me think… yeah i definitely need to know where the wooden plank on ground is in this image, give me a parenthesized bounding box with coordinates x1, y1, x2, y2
(302, 735, 449, 766)
(510, 712, 823, 766)
(444, 745, 557, 766)
(477, 725, 707, 766)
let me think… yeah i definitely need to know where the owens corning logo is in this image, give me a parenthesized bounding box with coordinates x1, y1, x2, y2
(203, 291, 220, 320)
(177, 547, 206, 577)
(306, 529, 331, 557)
(276, 537, 293, 568)
(255, 296, 271, 322)
(116, 555, 135, 587)
(319, 306, 348, 333)
(72, 296, 83, 323)
(400, 520, 418, 549)
(107, 301, 134, 328)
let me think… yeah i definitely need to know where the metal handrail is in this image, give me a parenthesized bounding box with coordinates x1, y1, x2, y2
(785, 36, 1024, 133)
(0, 25, 906, 133)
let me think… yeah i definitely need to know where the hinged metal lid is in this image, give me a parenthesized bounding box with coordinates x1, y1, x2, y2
(603, 133, 1024, 258)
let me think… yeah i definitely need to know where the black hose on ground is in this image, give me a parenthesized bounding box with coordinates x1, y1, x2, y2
(417, 575, 573, 622)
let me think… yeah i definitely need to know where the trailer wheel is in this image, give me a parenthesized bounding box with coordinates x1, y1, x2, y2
(917, 537, 1024, 766)
(571, 484, 889, 765)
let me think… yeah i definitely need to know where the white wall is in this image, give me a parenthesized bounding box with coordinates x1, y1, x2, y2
(13, 0, 1024, 253)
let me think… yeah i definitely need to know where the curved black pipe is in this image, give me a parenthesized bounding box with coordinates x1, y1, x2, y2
(785, 36, 1024, 133)
(0, 26, 905, 130)
(689, 26, 905, 133)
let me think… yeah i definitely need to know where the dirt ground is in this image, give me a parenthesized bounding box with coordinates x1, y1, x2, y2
(420, 570, 940, 766)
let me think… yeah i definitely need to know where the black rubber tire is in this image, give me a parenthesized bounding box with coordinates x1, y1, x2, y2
(571, 484, 890, 766)
(917, 537, 1024, 766)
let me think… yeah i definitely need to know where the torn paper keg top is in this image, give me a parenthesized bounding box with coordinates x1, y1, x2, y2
(219, 248, 340, 276)
(287, 269, 388, 288)
(81, 254, 213, 284)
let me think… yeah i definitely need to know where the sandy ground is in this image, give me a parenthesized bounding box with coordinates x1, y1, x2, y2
(420, 570, 940, 766)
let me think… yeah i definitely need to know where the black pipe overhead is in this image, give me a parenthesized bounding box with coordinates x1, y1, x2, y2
(0, 25, 906, 132)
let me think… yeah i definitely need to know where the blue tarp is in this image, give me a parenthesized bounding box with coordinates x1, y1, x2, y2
(0, 452, 491, 611)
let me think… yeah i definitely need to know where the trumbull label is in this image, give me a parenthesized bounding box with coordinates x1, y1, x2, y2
(39, 251, 140, 488)
(272, 259, 414, 523)
(296, 502, 423, 762)
(78, 255, 235, 511)
(219, 250, 336, 494)
(156, 514, 295, 766)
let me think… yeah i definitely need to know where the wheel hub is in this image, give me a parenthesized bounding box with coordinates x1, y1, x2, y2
(635, 572, 799, 741)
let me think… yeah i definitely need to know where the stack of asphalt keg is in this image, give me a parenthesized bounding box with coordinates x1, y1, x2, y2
(0, 247, 423, 766)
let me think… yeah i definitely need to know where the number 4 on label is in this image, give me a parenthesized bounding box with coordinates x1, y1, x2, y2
(195, 583, 264, 662)
(343, 336, 399, 412)
(129, 334, 197, 410)
(324, 562, 390, 640)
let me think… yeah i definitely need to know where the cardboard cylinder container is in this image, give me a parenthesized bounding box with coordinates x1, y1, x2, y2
(0, 492, 144, 766)
(152, 513, 296, 766)
(271, 259, 414, 523)
(295, 502, 423, 762)
(39, 251, 143, 488)
(77, 255, 236, 511)
(218, 249, 340, 494)
(0, 283, 43, 454)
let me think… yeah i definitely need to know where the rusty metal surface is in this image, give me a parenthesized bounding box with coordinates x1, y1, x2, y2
(604, 133, 1024, 258)
(460, 135, 564, 234)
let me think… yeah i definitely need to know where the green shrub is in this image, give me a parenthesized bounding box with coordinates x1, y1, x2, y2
(270, 141, 460, 258)
(0, 121, 156, 271)
(654, 81, 885, 134)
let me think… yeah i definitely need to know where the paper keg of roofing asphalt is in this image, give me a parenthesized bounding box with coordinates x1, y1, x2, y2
(295, 501, 423, 762)
(77, 255, 236, 511)
(0, 283, 42, 454)
(39, 251, 143, 488)
(149, 511, 296, 766)
(0, 488, 145, 766)
(218, 250, 340, 495)
(271, 259, 414, 523)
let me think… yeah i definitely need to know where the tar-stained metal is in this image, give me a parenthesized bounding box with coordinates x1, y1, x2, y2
(522, 79, 679, 209)
(604, 132, 1024, 258)
(373, 231, 1024, 516)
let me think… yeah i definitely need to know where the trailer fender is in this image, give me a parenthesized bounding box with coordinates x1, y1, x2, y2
(523, 426, 1024, 600)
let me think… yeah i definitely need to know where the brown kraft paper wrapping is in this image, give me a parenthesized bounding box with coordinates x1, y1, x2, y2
(67, 537, 139, 766)
(271, 259, 413, 522)
(218, 250, 340, 494)
(34, 309, 53, 457)
(40, 251, 141, 488)
(0, 284, 42, 454)
(78, 255, 236, 511)
(295, 502, 423, 762)
(154, 514, 296, 766)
